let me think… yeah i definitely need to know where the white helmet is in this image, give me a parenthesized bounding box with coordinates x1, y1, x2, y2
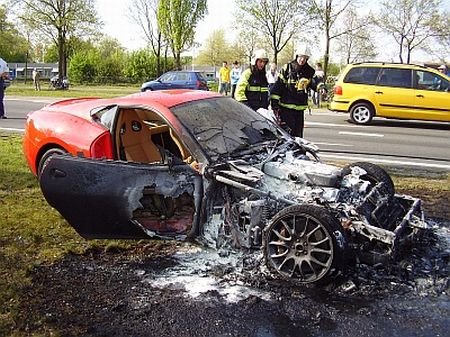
(295, 46, 311, 58)
(251, 49, 269, 65)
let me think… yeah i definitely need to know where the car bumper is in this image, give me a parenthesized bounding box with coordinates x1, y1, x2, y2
(329, 100, 350, 112)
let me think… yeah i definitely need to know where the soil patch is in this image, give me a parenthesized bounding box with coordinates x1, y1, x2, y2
(16, 188, 450, 337)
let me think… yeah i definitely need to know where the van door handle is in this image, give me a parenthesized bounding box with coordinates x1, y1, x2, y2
(416, 94, 424, 98)
(375, 91, 383, 94)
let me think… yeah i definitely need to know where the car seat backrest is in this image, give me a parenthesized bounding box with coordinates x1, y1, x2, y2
(169, 128, 191, 160)
(119, 109, 162, 163)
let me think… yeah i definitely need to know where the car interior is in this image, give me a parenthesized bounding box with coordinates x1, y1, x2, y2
(115, 108, 192, 164)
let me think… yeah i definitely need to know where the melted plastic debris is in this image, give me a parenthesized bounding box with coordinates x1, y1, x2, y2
(143, 245, 272, 303)
(335, 218, 450, 297)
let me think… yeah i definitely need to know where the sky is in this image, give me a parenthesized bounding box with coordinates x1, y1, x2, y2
(96, 0, 449, 63)
(2, 0, 446, 63)
(95, 0, 235, 52)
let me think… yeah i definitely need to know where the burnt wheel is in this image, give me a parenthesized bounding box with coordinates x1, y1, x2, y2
(37, 148, 67, 179)
(264, 205, 348, 284)
(342, 161, 395, 197)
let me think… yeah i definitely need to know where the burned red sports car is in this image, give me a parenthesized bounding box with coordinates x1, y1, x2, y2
(24, 90, 428, 284)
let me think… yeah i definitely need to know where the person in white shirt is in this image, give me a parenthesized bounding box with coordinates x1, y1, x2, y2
(266, 62, 278, 96)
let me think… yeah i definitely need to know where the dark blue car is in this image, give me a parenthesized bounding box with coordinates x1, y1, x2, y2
(140, 71, 209, 91)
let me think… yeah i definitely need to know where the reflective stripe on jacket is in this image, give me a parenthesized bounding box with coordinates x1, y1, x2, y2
(271, 60, 316, 111)
(235, 67, 269, 111)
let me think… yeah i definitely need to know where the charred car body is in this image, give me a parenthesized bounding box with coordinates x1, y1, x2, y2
(30, 90, 428, 284)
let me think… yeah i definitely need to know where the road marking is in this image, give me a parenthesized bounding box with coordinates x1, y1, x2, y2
(0, 127, 25, 132)
(314, 142, 354, 147)
(338, 131, 384, 137)
(306, 121, 361, 128)
(321, 153, 450, 170)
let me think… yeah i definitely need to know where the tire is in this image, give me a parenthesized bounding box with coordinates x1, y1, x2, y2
(37, 148, 67, 179)
(350, 102, 374, 125)
(264, 204, 349, 284)
(342, 162, 395, 197)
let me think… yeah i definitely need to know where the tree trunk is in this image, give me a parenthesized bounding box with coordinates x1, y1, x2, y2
(398, 36, 404, 63)
(58, 33, 65, 81)
(176, 52, 181, 70)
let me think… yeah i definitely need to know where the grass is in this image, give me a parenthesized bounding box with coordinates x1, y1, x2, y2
(0, 132, 448, 335)
(0, 133, 140, 335)
(6, 81, 141, 98)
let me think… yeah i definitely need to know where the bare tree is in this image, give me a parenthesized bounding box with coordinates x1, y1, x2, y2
(235, 0, 304, 65)
(235, 27, 263, 66)
(17, 0, 101, 81)
(422, 35, 450, 64)
(375, 0, 450, 63)
(305, 0, 363, 76)
(129, 0, 166, 76)
(335, 7, 377, 64)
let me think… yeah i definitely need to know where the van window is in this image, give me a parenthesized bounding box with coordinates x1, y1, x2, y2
(415, 70, 449, 92)
(377, 68, 412, 88)
(344, 67, 380, 85)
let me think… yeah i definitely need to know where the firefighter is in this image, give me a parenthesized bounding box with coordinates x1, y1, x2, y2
(271, 46, 319, 138)
(235, 49, 269, 111)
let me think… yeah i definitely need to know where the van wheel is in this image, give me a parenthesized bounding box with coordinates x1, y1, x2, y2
(350, 103, 374, 124)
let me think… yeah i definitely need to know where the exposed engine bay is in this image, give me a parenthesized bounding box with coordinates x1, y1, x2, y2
(200, 138, 428, 283)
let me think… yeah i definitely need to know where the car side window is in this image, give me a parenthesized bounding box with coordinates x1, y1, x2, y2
(344, 67, 380, 85)
(93, 106, 117, 130)
(415, 70, 449, 92)
(377, 68, 412, 88)
(177, 73, 189, 81)
(160, 73, 174, 82)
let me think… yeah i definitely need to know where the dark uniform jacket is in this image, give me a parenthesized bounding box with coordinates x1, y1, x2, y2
(271, 60, 317, 111)
(235, 66, 269, 111)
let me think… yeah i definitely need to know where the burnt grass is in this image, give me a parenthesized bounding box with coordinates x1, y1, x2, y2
(17, 186, 450, 337)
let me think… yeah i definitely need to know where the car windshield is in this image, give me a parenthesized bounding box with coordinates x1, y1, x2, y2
(171, 97, 280, 160)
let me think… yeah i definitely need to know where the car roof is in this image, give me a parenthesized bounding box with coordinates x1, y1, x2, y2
(347, 62, 429, 69)
(44, 89, 222, 119)
(165, 70, 203, 73)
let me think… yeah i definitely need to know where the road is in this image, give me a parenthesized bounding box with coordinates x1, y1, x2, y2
(303, 110, 450, 170)
(2, 96, 450, 170)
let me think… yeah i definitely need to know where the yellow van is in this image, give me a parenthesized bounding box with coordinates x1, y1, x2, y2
(329, 62, 450, 124)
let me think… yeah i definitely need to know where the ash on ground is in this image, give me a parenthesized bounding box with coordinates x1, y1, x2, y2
(17, 218, 449, 337)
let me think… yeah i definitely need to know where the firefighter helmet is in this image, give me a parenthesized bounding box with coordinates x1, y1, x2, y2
(251, 49, 269, 65)
(295, 46, 311, 58)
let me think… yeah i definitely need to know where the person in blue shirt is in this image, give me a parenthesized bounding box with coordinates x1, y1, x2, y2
(230, 61, 241, 99)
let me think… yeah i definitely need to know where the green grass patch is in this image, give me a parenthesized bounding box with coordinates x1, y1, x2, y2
(6, 81, 140, 98)
(0, 133, 140, 335)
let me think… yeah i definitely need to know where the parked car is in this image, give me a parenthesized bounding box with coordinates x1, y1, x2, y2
(49, 75, 70, 90)
(141, 71, 209, 91)
(23, 90, 427, 284)
(330, 62, 450, 125)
